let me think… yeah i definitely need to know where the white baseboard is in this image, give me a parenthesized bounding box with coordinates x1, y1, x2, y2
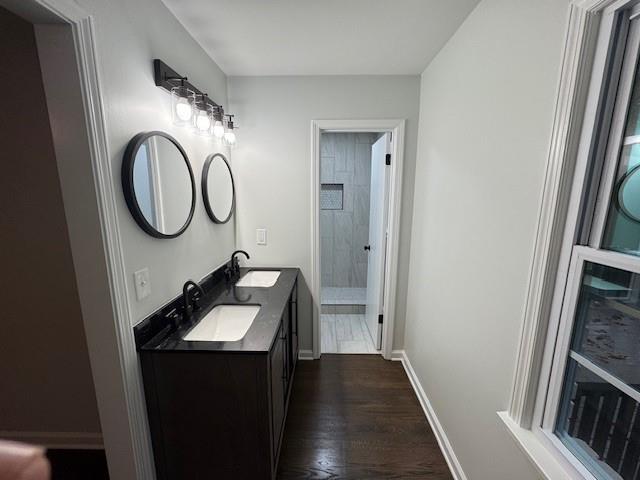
(393, 350, 468, 480)
(390, 349, 405, 361)
(0, 431, 103, 449)
(298, 349, 314, 360)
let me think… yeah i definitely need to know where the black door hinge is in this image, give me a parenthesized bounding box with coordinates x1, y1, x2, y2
(378, 314, 384, 324)
(385, 154, 391, 166)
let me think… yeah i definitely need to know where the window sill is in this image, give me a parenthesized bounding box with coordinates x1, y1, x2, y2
(497, 412, 592, 480)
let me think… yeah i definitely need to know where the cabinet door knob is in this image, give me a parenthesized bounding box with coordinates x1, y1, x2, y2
(364, 245, 371, 251)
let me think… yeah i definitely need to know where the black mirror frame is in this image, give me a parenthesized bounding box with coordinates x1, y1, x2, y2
(615, 162, 640, 224)
(201, 153, 235, 224)
(121, 131, 196, 239)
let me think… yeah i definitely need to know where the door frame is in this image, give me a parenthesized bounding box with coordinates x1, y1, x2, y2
(310, 119, 406, 360)
(5, 0, 156, 478)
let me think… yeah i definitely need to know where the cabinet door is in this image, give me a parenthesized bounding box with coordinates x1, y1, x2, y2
(289, 286, 298, 370)
(270, 324, 286, 458)
(281, 303, 291, 388)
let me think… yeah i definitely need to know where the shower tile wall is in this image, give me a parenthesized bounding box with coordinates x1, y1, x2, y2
(320, 133, 377, 288)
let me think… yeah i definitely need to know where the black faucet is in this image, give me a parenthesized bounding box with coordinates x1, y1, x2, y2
(182, 280, 205, 319)
(226, 250, 250, 280)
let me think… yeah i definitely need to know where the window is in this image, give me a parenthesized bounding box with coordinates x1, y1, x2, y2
(537, 6, 640, 479)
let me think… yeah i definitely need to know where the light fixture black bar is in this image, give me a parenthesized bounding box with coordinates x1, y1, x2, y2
(153, 59, 222, 109)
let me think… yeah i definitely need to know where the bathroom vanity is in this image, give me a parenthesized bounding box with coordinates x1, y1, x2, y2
(134, 266, 299, 480)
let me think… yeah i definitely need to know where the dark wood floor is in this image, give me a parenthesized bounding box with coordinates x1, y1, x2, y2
(277, 355, 453, 479)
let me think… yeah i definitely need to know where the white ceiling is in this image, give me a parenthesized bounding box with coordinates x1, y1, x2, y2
(161, 0, 480, 76)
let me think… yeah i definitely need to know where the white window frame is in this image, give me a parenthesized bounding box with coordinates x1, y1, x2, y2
(504, 1, 640, 479)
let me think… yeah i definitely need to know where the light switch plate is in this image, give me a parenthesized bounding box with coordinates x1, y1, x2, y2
(256, 228, 267, 245)
(134, 268, 151, 301)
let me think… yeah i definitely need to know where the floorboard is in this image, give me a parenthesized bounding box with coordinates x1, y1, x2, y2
(277, 355, 453, 479)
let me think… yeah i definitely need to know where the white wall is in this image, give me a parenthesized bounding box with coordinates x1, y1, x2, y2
(228, 76, 420, 351)
(403, 0, 571, 478)
(77, 0, 235, 325)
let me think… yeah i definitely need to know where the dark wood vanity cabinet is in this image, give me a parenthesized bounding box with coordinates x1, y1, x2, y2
(140, 279, 299, 480)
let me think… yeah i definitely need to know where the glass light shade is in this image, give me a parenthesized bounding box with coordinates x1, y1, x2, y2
(223, 129, 237, 147)
(213, 120, 225, 138)
(193, 104, 214, 136)
(170, 86, 195, 126)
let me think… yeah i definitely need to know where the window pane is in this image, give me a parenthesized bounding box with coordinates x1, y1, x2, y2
(571, 262, 640, 391)
(603, 144, 640, 255)
(556, 360, 640, 480)
(604, 58, 640, 256)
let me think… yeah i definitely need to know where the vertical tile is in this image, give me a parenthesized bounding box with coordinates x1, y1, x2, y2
(333, 249, 351, 287)
(345, 133, 356, 175)
(321, 156, 335, 183)
(342, 186, 354, 213)
(335, 169, 354, 190)
(320, 210, 334, 239)
(356, 262, 369, 287)
(334, 212, 353, 249)
(334, 134, 347, 172)
(321, 133, 335, 156)
(355, 133, 372, 144)
(354, 144, 371, 186)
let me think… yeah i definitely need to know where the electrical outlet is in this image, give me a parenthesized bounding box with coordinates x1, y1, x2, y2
(256, 228, 267, 245)
(134, 268, 151, 301)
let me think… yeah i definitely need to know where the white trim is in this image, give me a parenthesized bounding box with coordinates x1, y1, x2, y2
(310, 119, 406, 361)
(509, 0, 623, 428)
(394, 350, 467, 480)
(0, 431, 103, 450)
(590, 14, 640, 246)
(498, 413, 597, 480)
(22, 1, 155, 478)
(64, 15, 155, 479)
(622, 134, 640, 144)
(298, 349, 314, 360)
(390, 349, 405, 361)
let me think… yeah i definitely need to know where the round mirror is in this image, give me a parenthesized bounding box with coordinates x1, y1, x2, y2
(122, 131, 196, 238)
(617, 164, 640, 223)
(202, 153, 235, 224)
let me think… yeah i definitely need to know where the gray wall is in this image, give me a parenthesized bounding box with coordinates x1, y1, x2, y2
(228, 75, 421, 351)
(320, 133, 377, 289)
(403, 0, 571, 478)
(73, 0, 235, 327)
(0, 6, 101, 438)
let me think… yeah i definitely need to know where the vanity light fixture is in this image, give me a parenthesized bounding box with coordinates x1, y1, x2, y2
(212, 106, 225, 139)
(169, 78, 195, 127)
(193, 94, 213, 136)
(153, 59, 236, 142)
(223, 114, 237, 147)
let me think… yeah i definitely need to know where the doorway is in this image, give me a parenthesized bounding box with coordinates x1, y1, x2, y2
(311, 119, 406, 360)
(319, 132, 389, 354)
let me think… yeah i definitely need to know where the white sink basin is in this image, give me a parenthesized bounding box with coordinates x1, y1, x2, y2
(236, 270, 281, 288)
(183, 304, 260, 342)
